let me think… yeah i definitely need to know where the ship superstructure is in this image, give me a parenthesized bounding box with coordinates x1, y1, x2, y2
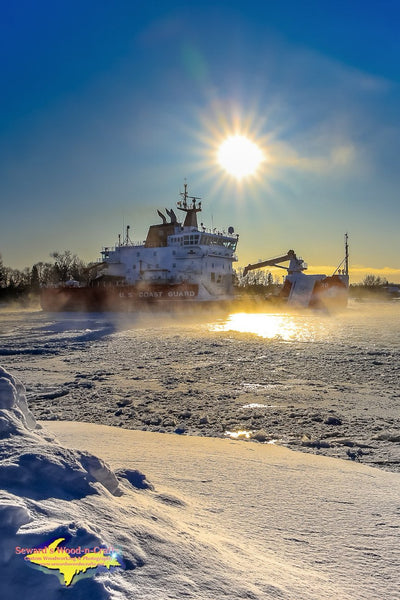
(94, 183, 238, 302)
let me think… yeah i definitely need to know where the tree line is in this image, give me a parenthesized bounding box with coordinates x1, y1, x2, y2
(349, 274, 399, 299)
(0, 251, 87, 303)
(0, 248, 397, 304)
(234, 267, 282, 296)
(235, 269, 399, 300)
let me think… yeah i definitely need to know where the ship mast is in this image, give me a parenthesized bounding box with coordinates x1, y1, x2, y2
(344, 232, 349, 277)
(124, 225, 132, 245)
(332, 233, 350, 277)
(177, 182, 202, 228)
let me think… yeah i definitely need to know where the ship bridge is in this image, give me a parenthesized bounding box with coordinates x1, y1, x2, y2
(168, 232, 237, 251)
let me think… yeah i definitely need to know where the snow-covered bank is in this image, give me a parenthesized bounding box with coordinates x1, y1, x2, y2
(2, 365, 399, 599)
(0, 365, 134, 598)
(44, 421, 400, 600)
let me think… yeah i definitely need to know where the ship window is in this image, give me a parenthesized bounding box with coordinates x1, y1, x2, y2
(172, 263, 176, 268)
(172, 250, 176, 255)
(182, 234, 200, 246)
(201, 236, 237, 251)
(211, 263, 214, 268)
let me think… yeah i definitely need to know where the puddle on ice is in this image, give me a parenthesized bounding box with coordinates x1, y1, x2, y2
(224, 430, 253, 439)
(224, 430, 280, 444)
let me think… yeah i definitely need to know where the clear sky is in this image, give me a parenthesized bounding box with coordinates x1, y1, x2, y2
(1, 0, 400, 282)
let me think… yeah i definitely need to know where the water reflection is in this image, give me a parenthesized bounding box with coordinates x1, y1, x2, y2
(210, 312, 323, 341)
(224, 430, 279, 444)
(225, 430, 253, 439)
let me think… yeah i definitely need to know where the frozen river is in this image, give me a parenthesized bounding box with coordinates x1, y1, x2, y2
(1, 301, 400, 471)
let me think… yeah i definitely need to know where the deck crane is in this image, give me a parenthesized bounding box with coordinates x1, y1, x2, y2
(242, 239, 349, 309)
(243, 250, 307, 277)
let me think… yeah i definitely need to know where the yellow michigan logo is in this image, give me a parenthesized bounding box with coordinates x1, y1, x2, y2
(25, 537, 122, 586)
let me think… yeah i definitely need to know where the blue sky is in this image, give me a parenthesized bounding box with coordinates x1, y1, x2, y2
(1, 0, 400, 281)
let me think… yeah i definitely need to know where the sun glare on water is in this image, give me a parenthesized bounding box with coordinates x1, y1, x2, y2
(217, 135, 264, 180)
(210, 313, 323, 341)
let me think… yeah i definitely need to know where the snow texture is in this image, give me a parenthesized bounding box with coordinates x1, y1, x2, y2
(1, 364, 400, 599)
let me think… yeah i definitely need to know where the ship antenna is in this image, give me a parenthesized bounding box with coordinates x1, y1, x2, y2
(177, 179, 202, 228)
(179, 179, 189, 209)
(125, 225, 132, 245)
(344, 232, 349, 277)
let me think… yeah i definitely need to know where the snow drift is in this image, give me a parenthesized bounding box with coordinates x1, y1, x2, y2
(0, 366, 135, 598)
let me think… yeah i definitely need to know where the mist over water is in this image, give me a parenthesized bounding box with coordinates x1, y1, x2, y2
(0, 301, 399, 470)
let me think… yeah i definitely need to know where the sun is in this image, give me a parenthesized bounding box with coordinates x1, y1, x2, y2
(217, 135, 264, 180)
